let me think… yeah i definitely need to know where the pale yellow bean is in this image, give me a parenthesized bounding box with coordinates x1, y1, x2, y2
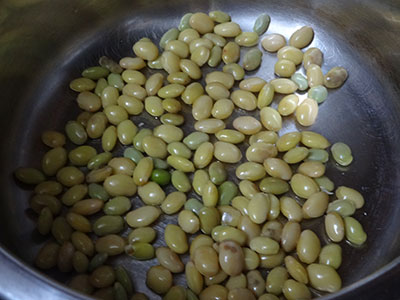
(205, 269, 228, 286)
(119, 56, 146, 70)
(223, 63, 245, 81)
(239, 77, 266, 92)
(290, 173, 320, 198)
(145, 73, 164, 96)
(283, 147, 309, 164)
(274, 59, 296, 78)
(195, 119, 226, 134)
(161, 191, 186, 215)
(180, 59, 202, 79)
(278, 94, 299, 116)
(303, 192, 329, 218)
(324, 212, 345, 242)
(190, 234, 214, 259)
(205, 71, 235, 89)
(281, 221, 301, 252)
(297, 229, 321, 264)
(117, 95, 144, 115)
(193, 246, 219, 276)
(231, 196, 250, 216)
(153, 124, 183, 143)
(307, 264, 342, 293)
(260, 107, 282, 131)
(178, 28, 200, 44)
(261, 34, 286, 52)
(122, 70, 146, 85)
(235, 31, 259, 47)
(191, 46, 211, 66)
(178, 210, 200, 234)
(296, 98, 319, 126)
(146, 265, 172, 294)
(103, 174, 137, 197)
(289, 26, 314, 49)
(250, 131, 278, 145)
(202, 180, 219, 207)
(214, 22, 242, 37)
(216, 129, 245, 144)
(138, 182, 165, 205)
(264, 158, 292, 181)
(319, 244, 342, 269)
(200, 285, 228, 300)
(133, 157, 153, 186)
(162, 97, 182, 113)
(194, 142, 214, 169)
(165, 224, 188, 254)
(122, 83, 147, 100)
(336, 186, 365, 209)
(167, 155, 195, 172)
(270, 78, 298, 94)
(282, 279, 311, 300)
(142, 136, 168, 158)
(189, 38, 213, 53)
(266, 266, 289, 296)
(233, 116, 261, 135)
(249, 236, 279, 255)
(247, 270, 265, 297)
(231, 90, 257, 111)
(277, 46, 304, 65)
(212, 99, 235, 120)
(243, 247, 260, 271)
(189, 12, 215, 34)
(259, 249, 285, 269)
(248, 193, 271, 224)
(306, 64, 323, 88)
(206, 82, 230, 100)
(214, 141, 242, 163)
(239, 180, 259, 200)
(257, 83, 275, 109)
(193, 170, 210, 196)
(156, 247, 184, 273)
(246, 142, 277, 163)
(236, 162, 266, 181)
(181, 82, 204, 105)
(280, 197, 303, 222)
(222, 41, 240, 64)
(133, 39, 159, 61)
(238, 216, 261, 244)
(186, 261, 204, 295)
(285, 255, 308, 284)
(219, 240, 244, 276)
(225, 273, 247, 291)
(228, 288, 256, 300)
(303, 47, 323, 70)
(301, 131, 330, 149)
(276, 132, 301, 152)
(165, 40, 189, 58)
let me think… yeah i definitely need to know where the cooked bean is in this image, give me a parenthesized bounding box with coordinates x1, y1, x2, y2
(290, 73, 308, 91)
(103, 174, 136, 197)
(331, 142, 353, 166)
(246, 142, 277, 163)
(327, 199, 356, 217)
(261, 220, 282, 242)
(86, 166, 113, 183)
(243, 48, 262, 71)
(189, 13, 214, 34)
(132, 157, 154, 186)
(206, 82, 230, 100)
(285, 255, 308, 284)
(133, 39, 158, 61)
(101, 126, 117, 152)
(289, 26, 314, 49)
(302, 192, 329, 218)
(344, 216, 367, 245)
(203, 32, 227, 47)
(250, 236, 279, 255)
(306, 148, 329, 163)
(235, 32, 259, 47)
(69, 274, 94, 295)
(35, 242, 60, 269)
(125, 242, 155, 260)
(214, 22, 242, 37)
(238, 180, 259, 199)
(261, 34, 286, 52)
(51, 217, 73, 244)
(280, 196, 303, 222)
(115, 266, 134, 298)
(93, 215, 124, 236)
(214, 141, 242, 163)
(72, 199, 103, 216)
(179, 28, 201, 44)
(282, 279, 311, 300)
(186, 261, 204, 295)
(306, 64, 323, 88)
(281, 221, 301, 252)
(228, 288, 256, 300)
(119, 56, 146, 70)
(324, 66, 348, 88)
(56, 166, 84, 187)
(146, 265, 173, 294)
(155, 247, 184, 273)
(222, 41, 240, 64)
(236, 162, 266, 181)
(195, 118, 226, 134)
(264, 158, 292, 180)
(278, 94, 299, 116)
(70, 77, 96, 92)
(206, 71, 235, 89)
(319, 244, 342, 269)
(242, 247, 260, 271)
(192, 95, 212, 120)
(308, 85, 328, 104)
(336, 186, 364, 209)
(297, 229, 321, 264)
(254, 13, 270, 35)
(101, 86, 119, 108)
(202, 180, 218, 207)
(66, 212, 92, 233)
(315, 175, 335, 192)
(211, 99, 234, 120)
(231, 90, 257, 111)
(223, 63, 245, 81)
(200, 285, 228, 300)
(298, 161, 325, 178)
(219, 240, 244, 276)
(218, 181, 238, 206)
(128, 227, 156, 244)
(266, 266, 288, 296)
(95, 235, 125, 256)
(225, 273, 247, 291)
(14, 167, 45, 185)
(283, 147, 309, 165)
(167, 72, 190, 85)
(164, 286, 186, 300)
(212, 225, 246, 245)
(95, 78, 108, 97)
(233, 116, 261, 135)
(178, 209, 200, 234)
(290, 173, 320, 198)
(199, 207, 221, 234)
(259, 249, 285, 269)
(88, 252, 108, 272)
(276, 132, 301, 152)
(72, 251, 89, 273)
(260, 107, 282, 131)
(215, 129, 244, 144)
(274, 59, 296, 77)
(248, 193, 270, 224)
(232, 196, 250, 215)
(90, 265, 115, 288)
(219, 205, 241, 226)
(296, 98, 319, 126)
(307, 264, 342, 293)
(247, 270, 265, 297)
(160, 191, 186, 214)
(191, 46, 211, 66)
(164, 224, 188, 254)
(180, 59, 202, 79)
(270, 78, 298, 94)
(71, 231, 94, 257)
(192, 170, 210, 196)
(37, 207, 53, 235)
(194, 245, 219, 277)
(303, 47, 323, 70)
(301, 131, 330, 149)
(208, 45, 223, 67)
(126, 206, 161, 227)
(209, 10, 231, 23)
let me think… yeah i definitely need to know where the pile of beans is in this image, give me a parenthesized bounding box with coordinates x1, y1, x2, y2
(14, 10, 365, 300)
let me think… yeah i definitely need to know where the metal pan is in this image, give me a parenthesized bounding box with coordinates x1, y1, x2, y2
(0, 0, 399, 299)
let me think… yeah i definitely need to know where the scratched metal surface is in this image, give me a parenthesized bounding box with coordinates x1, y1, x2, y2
(0, 0, 400, 299)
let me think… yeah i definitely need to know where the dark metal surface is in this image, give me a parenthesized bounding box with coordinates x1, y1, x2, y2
(0, 0, 400, 299)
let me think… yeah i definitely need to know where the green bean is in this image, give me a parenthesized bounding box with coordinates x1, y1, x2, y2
(179, 13, 193, 31)
(88, 183, 110, 201)
(218, 181, 238, 206)
(82, 66, 110, 80)
(243, 48, 262, 71)
(253, 14, 270, 35)
(331, 142, 353, 166)
(184, 198, 204, 215)
(14, 167, 46, 185)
